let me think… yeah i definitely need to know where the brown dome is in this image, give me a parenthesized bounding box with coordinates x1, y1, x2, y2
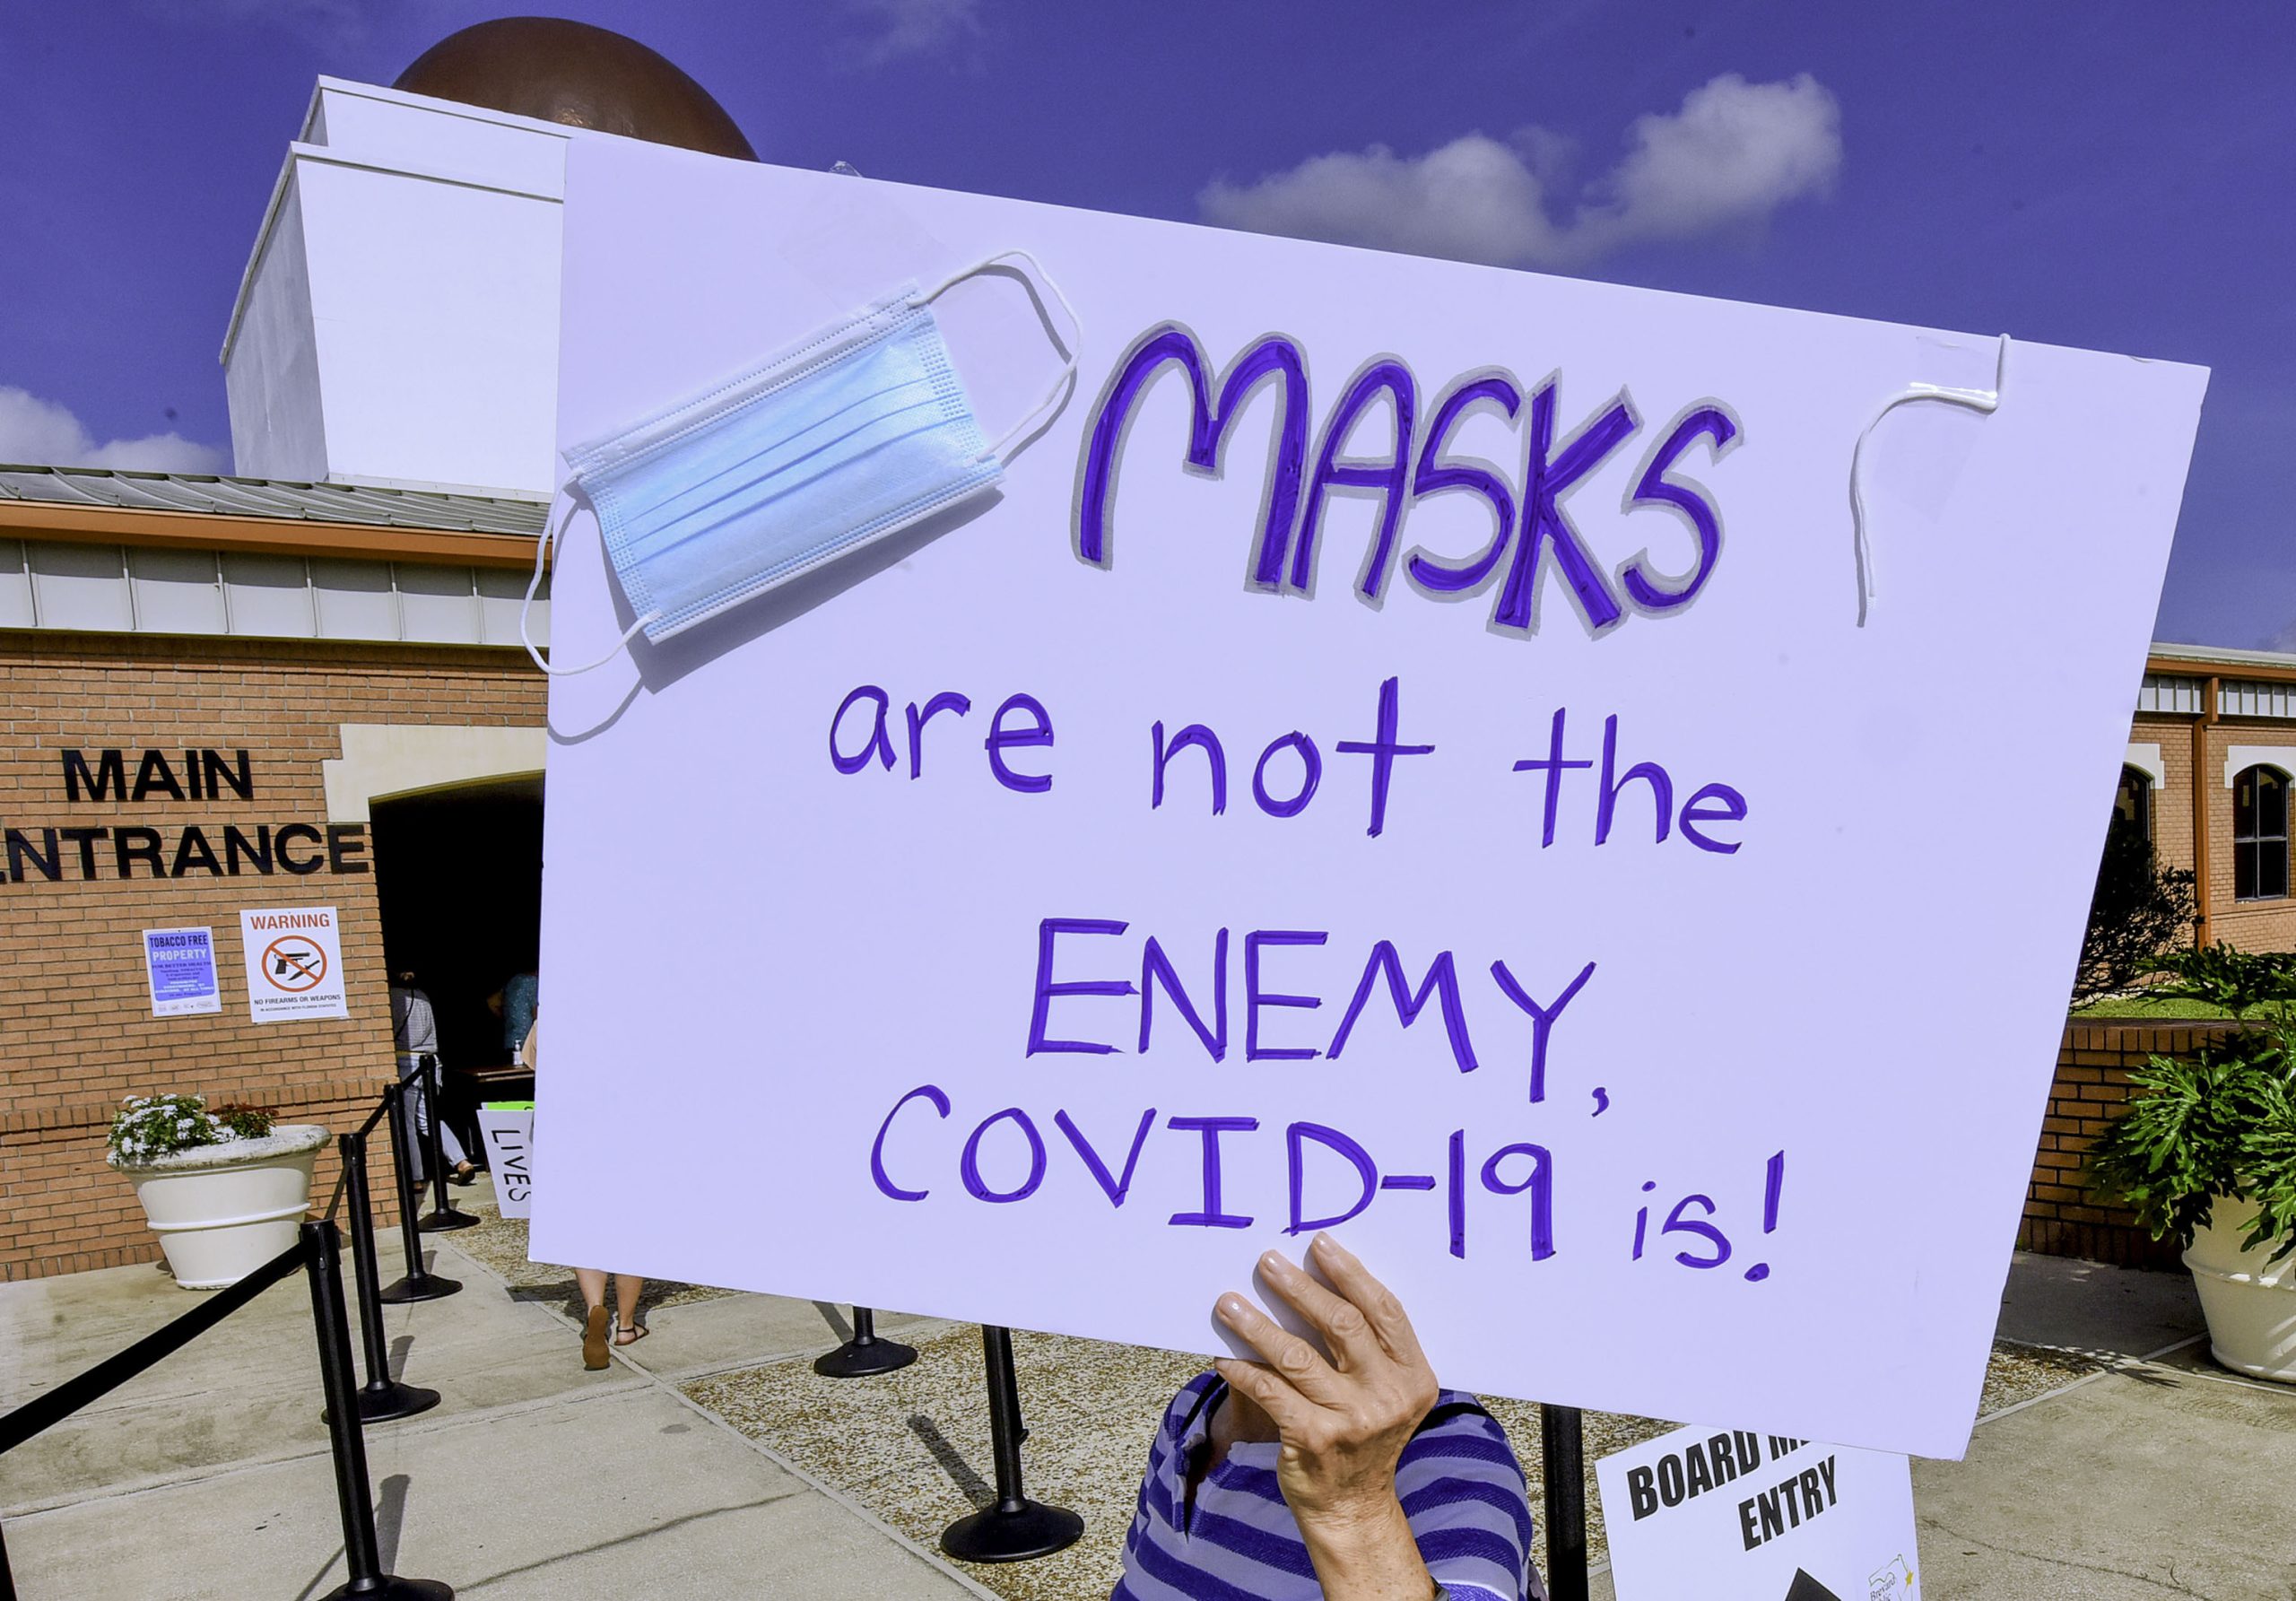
(394, 17, 756, 161)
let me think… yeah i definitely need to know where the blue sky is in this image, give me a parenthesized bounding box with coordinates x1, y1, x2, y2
(0, 1, 2288, 647)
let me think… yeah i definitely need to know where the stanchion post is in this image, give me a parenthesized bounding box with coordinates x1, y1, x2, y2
(378, 1083, 460, 1305)
(814, 1306, 918, 1378)
(338, 1131, 440, 1424)
(414, 1057, 477, 1233)
(1540, 1404, 1589, 1601)
(939, 1326, 1082, 1563)
(1, 1512, 16, 1601)
(302, 1220, 456, 1600)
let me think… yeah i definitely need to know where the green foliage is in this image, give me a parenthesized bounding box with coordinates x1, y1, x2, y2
(211, 1102, 275, 1140)
(2239, 1072, 2296, 1264)
(2088, 1024, 2296, 1261)
(108, 1093, 228, 1163)
(2073, 828, 2195, 1005)
(2151, 942, 2296, 1019)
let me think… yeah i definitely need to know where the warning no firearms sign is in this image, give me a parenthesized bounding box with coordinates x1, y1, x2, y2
(238, 906, 349, 1022)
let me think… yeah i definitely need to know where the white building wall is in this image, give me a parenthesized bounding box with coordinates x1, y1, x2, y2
(224, 80, 574, 500)
(223, 175, 328, 483)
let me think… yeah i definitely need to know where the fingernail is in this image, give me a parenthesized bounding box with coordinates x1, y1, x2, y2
(1260, 1250, 1287, 1274)
(1216, 1294, 1248, 1323)
(1311, 1231, 1336, 1255)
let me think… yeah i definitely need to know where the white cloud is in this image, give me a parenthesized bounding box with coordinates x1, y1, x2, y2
(0, 387, 225, 475)
(842, 0, 983, 65)
(1199, 73, 1842, 270)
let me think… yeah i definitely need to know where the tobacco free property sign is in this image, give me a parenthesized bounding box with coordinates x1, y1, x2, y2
(238, 906, 348, 1022)
(142, 926, 221, 1017)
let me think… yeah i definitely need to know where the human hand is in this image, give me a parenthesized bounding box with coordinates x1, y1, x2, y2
(1212, 1232, 1440, 1533)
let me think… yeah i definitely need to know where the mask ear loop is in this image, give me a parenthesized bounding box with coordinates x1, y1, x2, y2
(909, 248, 1083, 464)
(520, 497, 661, 675)
(1849, 333, 2009, 627)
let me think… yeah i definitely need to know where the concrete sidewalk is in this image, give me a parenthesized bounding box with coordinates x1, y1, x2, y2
(1910, 1255, 2296, 1600)
(0, 1207, 981, 1599)
(5, 1196, 2295, 1599)
(1581, 1253, 2293, 1600)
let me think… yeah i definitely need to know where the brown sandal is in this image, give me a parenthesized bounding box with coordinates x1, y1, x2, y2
(582, 1305, 611, 1370)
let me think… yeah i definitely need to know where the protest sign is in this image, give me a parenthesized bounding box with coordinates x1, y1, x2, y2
(528, 132, 2205, 1457)
(1596, 1423, 1920, 1600)
(477, 1103, 535, 1220)
(237, 907, 348, 1022)
(142, 927, 221, 1017)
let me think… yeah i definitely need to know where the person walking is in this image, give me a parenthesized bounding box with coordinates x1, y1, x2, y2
(389, 968, 476, 1186)
(488, 970, 539, 1065)
(519, 1016, 648, 1369)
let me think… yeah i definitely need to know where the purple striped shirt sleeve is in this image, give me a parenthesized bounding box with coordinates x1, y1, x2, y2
(1112, 1379, 1537, 1601)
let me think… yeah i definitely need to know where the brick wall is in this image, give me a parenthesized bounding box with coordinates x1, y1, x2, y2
(2022, 1017, 2252, 1270)
(2133, 715, 2296, 952)
(0, 631, 544, 1279)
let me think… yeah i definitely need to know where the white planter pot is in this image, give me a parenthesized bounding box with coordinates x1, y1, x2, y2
(2183, 1201, 2296, 1384)
(110, 1126, 329, 1290)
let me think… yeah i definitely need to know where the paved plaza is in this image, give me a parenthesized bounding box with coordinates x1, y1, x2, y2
(4, 1188, 2292, 1599)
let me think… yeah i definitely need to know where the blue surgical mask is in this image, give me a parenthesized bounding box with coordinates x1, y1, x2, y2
(526, 250, 1079, 672)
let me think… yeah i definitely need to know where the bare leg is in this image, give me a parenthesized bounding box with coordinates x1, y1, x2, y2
(614, 1275, 646, 1343)
(577, 1267, 611, 1369)
(575, 1267, 608, 1312)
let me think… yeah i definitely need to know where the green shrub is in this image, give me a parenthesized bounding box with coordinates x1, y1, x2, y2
(2241, 1071, 2296, 1263)
(2150, 942, 2296, 1020)
(2088, 1024, 2296, 1263)
(2073, 827, 2195, 1005)
(212, 1102, 275, 1140)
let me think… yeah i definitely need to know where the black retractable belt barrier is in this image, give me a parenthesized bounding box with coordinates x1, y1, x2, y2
(813, 1307, 918, 1378)
(304, 1221, 457, 1599)
(939, 1326, 1083, 1562)
(0, 1224, 452, 1599)
(378, 1083, 461, 1304)
(413, 1057, 477, 1234)
(337, 1126, 440, 1423)
(1541, 1405, 1589, 1601)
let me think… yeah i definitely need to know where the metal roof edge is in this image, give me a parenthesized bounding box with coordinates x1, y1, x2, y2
(0, 466, 545, 532)
(0, 498, 543, 569)
(317, 468, 549, 503)
(2147, 641, 2296, 674)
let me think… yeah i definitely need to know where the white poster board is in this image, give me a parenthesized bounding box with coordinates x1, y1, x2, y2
(530, 131, 2205, 1458)
(476, 1105, 535, 1220)
(1596, 1423, 1920, 1601)
(237, 907, 348, 1022)
(142, 927, 221, 1017)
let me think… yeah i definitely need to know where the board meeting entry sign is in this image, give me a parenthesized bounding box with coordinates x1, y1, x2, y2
(530, 132, 2205, 1459)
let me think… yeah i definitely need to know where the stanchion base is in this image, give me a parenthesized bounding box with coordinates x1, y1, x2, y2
(814, 1336, 918, 1378)
(318, 1576, 455, 1599)
(940, 1501, 1084, 1563)
(415, 1208, 481, 1232)
(377, 1273, 461, 1304)
(356, 1380, 441, 1423)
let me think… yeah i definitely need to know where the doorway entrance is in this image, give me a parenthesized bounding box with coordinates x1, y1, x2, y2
(371, 775, 544, 1071)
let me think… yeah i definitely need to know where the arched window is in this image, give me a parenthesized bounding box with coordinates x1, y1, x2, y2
(2111, 765, 2153, 848)
(2233, 764, 2289, 901)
